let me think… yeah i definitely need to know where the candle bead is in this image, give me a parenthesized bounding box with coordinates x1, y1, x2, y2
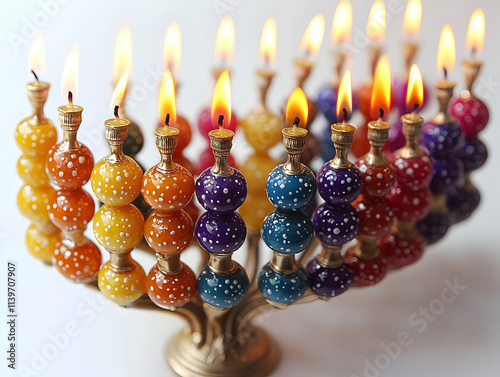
(316, 165, 362, 205)
(46, 145, 94, 189)
(48, 188, 94, 231)
(389, 149, 433, 190)
(15, 118, 58, 157)
(449, 95, 489, 139)
(306, 259, 353, 298)
(313, 204, 359, 245)
(378, 232, 426, 268)
(458, 137, 488, 172)
(198, 262, 249, 308)
(147, 263, 197, 308)
(447, 185, 481, 223)
(416, 212, 454, 245)
(196, 211, 246, 254)
(258, 264, 308, 305)
(265, 166, 316, 209)
(143, 165, 194, 210)
(422, 122, 464, 159)
(428, 158, 464, 195)
(388, 186, 432, 222)
(17, 154, 50, 187)
(195, 169, 247, 214)
(262, 209, 314, 254)
(98, 260, 146, 306)
(352, 195, 394, 237)
(53, 241, 102, 283)
(17, 185, 56, 225)
(356, 160, 395, 198)
(91, 158, 143, 206)
(144, 211, 193, 254)
(344, 251, 389, 286)
(25, 224, 61, 262)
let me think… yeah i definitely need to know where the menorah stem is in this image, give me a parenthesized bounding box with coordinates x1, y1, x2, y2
(298, 236, 321, 266)
(245, 229, 261, 286)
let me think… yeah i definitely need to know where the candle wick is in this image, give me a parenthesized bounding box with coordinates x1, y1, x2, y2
(218, 114, 224, 130)
(412, 102, 420, 112)
(293, 116, 300, 132)
(114, 106, 119, 119)
(31, 70, 39, 82)
(343, 108, 348, 123)
(165, 113, 170, 129)
(443, 67, 448, 80)
(68, 91, 73, 106)
(379, 108, 384, 120)
(471, 47, 477, 58)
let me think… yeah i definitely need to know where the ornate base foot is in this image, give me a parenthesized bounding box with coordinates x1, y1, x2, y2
(166, 326, 280, 377)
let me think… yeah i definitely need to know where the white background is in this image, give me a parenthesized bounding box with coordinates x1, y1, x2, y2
(1, 1, 500, 376)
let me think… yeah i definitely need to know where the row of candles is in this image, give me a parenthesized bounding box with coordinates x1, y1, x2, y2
(16, 1, 489, 307)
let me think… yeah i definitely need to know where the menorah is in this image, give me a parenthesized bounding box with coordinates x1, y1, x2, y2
(15, 4, 490, 377)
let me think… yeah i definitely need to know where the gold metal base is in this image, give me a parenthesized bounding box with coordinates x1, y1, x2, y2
(166, 325, 280, 377)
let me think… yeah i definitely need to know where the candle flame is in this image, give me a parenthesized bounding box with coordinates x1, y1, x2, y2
(300, 13, 325, 56)
(28, 30, 45, 75)
(110, 73, 128, 115)
(163, 22, 182, 77)
(158, 70, 177, 126)
(437, 24, 455, 74)
(370, 55, 391, 119)
(285, 87, 308, 127)
(259, 17, 277, 67)
(406, 64, 424, 112)
(113, 25, 133, 87)
(367, 0, 386, 42)
(402, 0, 422, 37)
(337, 70, 352, 120)
(466, 9, 485, 53)
(211, 70, 231, 129)
(61, 46, 79, 102)
(332, 0, 352, 44)
(215, 15, 235, 64)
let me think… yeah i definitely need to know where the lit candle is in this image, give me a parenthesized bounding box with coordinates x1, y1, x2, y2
(163, 22, 182, 81)
(418, 25, 464, 245)
(333, 70, 356, 165)
(210, 70, 233, 140)
(214, 15, 235, 77)
(402, 0, 422, 71)
(15, 31, 61, 263)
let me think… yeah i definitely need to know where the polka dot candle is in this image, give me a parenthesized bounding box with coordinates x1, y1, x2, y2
(142, 123, 197, 308)
(46, 95, 101, 283)
(345, 121, 395, 287)
(447, 58, 490, 223)
(91, 112, 145, 305)
(308, 122, 360, 298)
(196, 127, 249, 308)
(16, 78, 61, 263)
(258, 125, 316, 305)
(379, 112, 434, 268)
(417, 81, 464, 244)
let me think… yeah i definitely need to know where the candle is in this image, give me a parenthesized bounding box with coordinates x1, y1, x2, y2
(417, 25, 465, 245)
(258, 86, 315, 306)
(143, 76, 197, 308)
(195, 68, 249, 308)
(47, 48, 102, 283)
(448, 9, 488, 223)
(307, 69, 359, 298)
(15, 31, 61, 263)
(239, 17, 282, 231)
(379, 63, 433, 267)
(345, 56, 394, 286)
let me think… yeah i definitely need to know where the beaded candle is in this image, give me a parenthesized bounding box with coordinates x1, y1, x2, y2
(16, 71, 61, 263)
(91, 107, 145, 306)
(258, 88, 316, 306)
(307, 71, 360, 298)
(417, 25, 464, 245)
(448, 9, 488, 222)
(195, 71, 249, 308)
(46, 92, 101, 283)
(345, 55, 395, 286)
(379, 65, 433, 268)
(143, 112, 197, 308)
(239, 18, 282, 232)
